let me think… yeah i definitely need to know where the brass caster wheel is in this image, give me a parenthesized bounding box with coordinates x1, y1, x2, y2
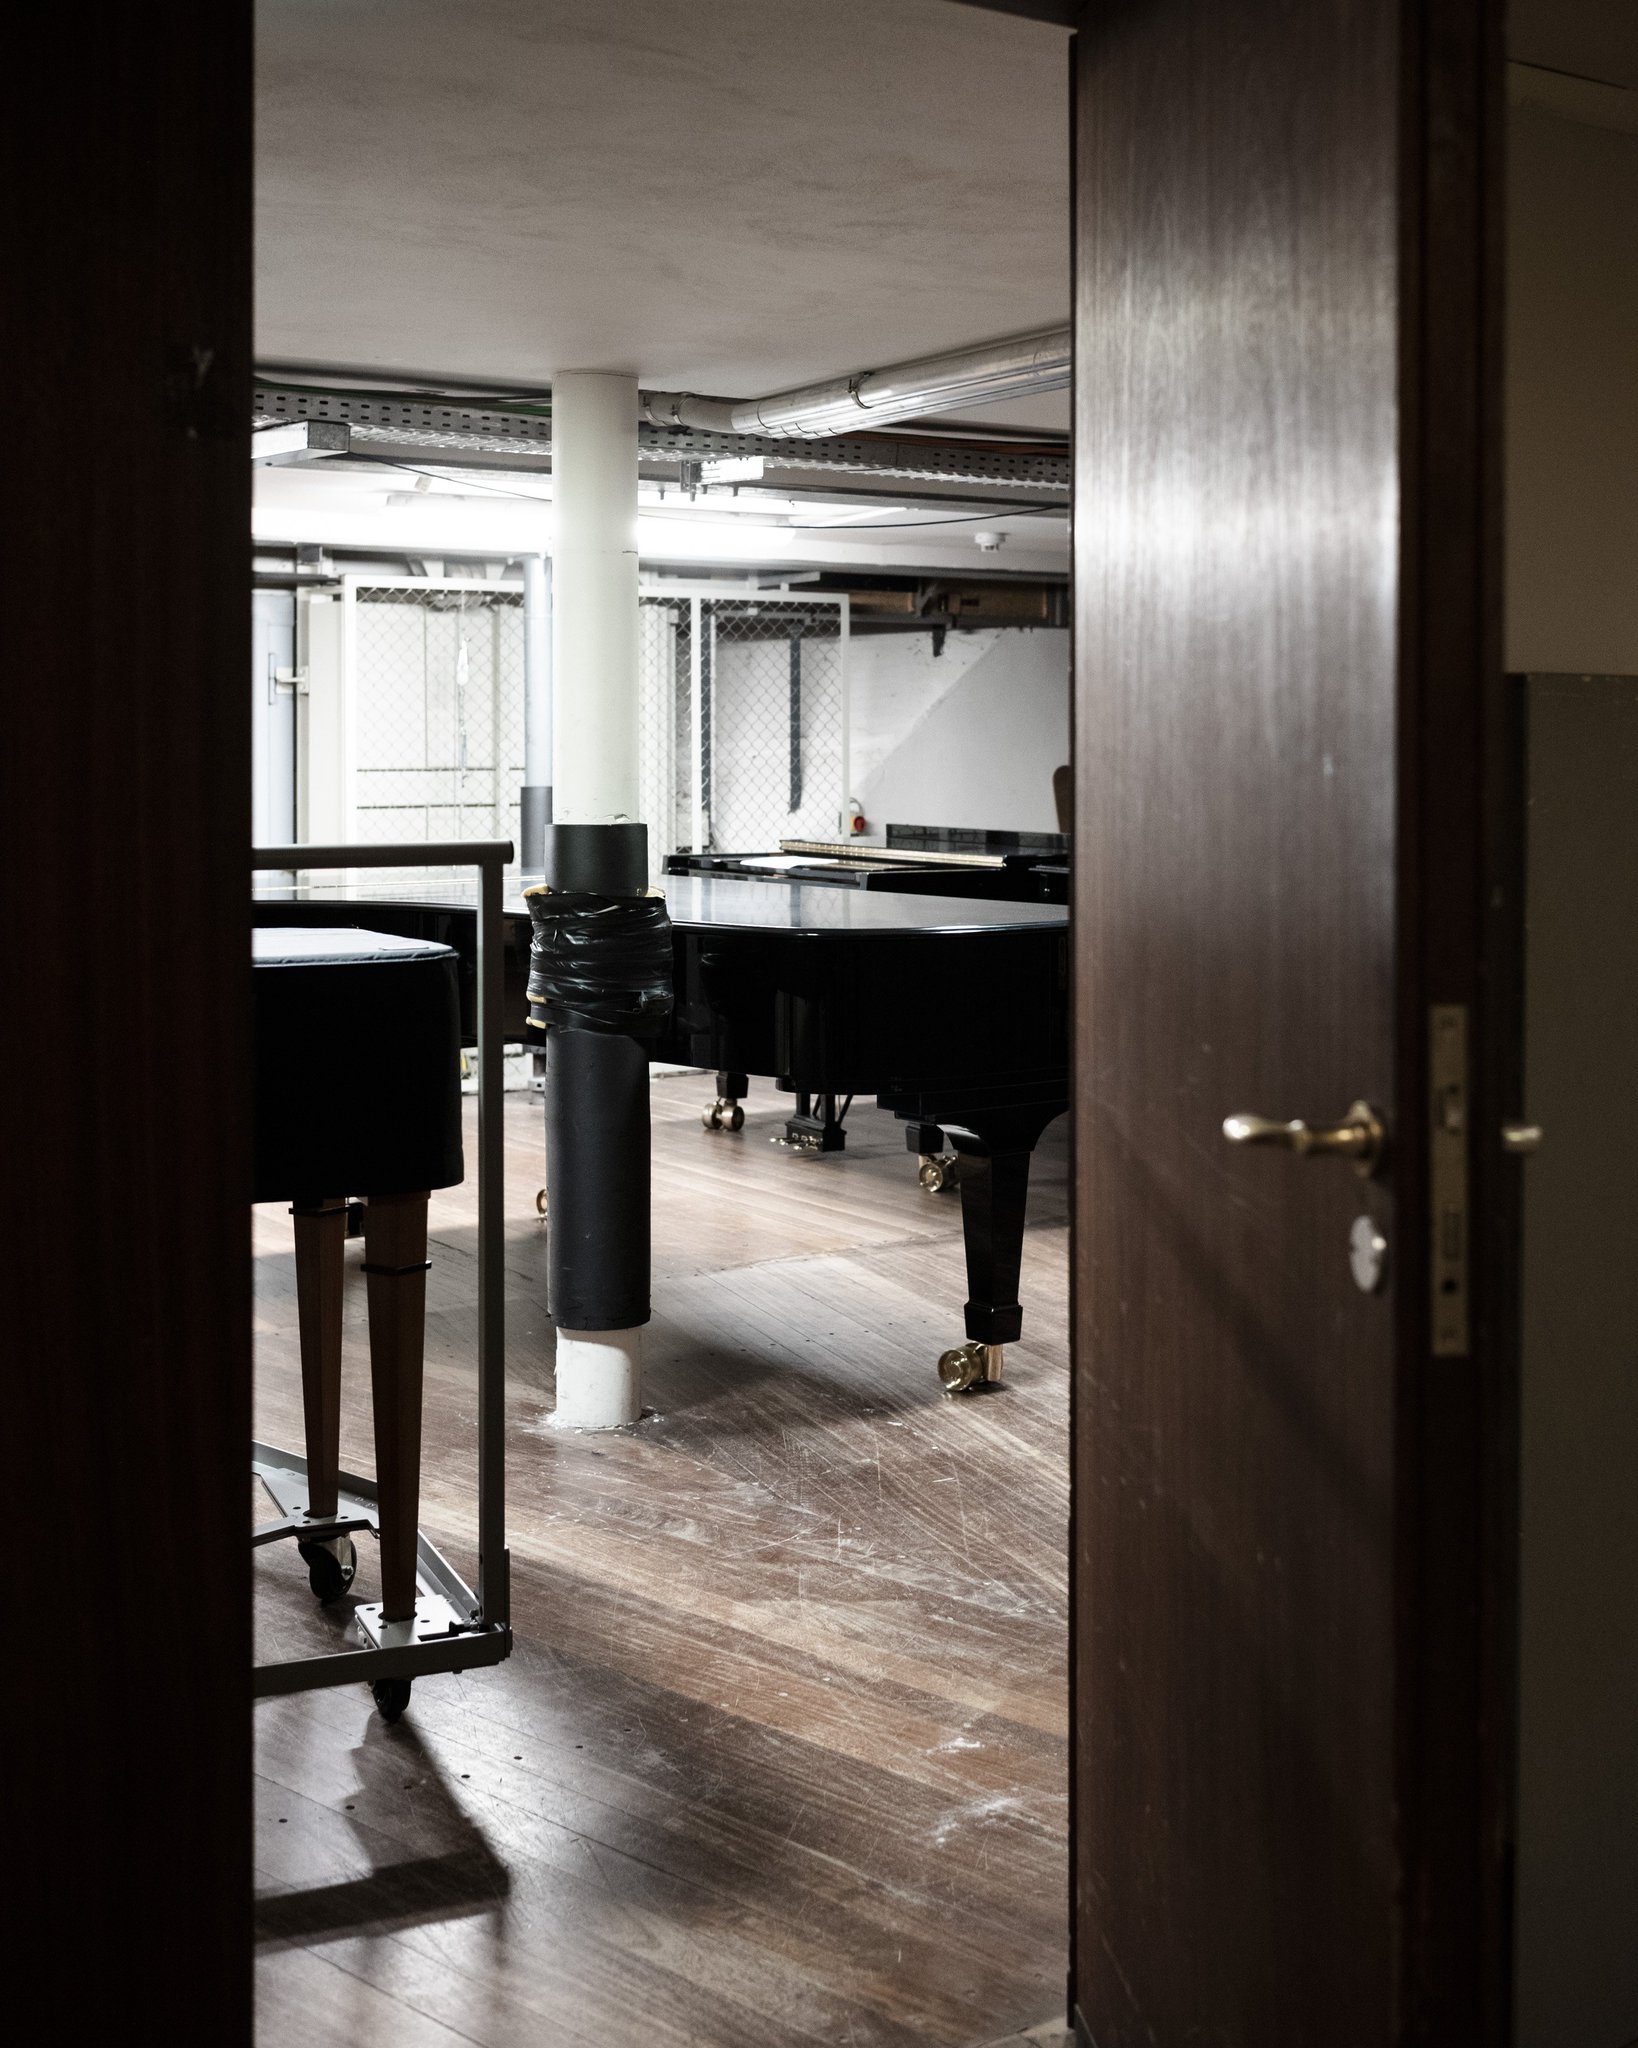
(937, 1341, 1005, 1395)
(703, 1102, 722, 1129)
(703, 1099, 744, 1132)
(918, 1153, 960, 1194)
(723, 1101, 745, 1132)
(535, 1187, 548, 1220)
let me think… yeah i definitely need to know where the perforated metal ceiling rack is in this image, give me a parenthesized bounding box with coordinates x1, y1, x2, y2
(252, 382, 1070, 491)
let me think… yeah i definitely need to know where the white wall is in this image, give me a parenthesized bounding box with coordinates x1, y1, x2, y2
(849, 626, 1068, 837)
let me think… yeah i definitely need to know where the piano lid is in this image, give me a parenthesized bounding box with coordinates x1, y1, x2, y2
(660, 874, 1067, 936)
(254, 868, 1067, 938)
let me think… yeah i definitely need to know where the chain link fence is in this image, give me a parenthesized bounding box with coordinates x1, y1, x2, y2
(350, 583, 526, 859)
(638, 592, 849, 877)
(336, 580, 846, 882)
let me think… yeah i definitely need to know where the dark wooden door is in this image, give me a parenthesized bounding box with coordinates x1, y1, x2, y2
(1070, 2, 1513, 2043)
(6, 4, 253, 2035)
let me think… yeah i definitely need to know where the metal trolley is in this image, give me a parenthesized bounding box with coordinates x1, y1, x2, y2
(250, 840, 513, 1716)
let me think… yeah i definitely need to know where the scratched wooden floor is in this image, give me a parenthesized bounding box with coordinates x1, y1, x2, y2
(253, 1072, 1069, 2048)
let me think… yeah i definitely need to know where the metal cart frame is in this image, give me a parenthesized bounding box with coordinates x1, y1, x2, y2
(250, 839, 513, 1702)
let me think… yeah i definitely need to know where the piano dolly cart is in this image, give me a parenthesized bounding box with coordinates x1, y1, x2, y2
(250, 840, 514, 1716)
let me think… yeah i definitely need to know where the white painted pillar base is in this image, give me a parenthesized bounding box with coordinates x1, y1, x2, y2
(552, 1327, 643, 1429)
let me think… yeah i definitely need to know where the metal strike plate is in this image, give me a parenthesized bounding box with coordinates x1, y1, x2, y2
(1429, 1004, 1469, 1357)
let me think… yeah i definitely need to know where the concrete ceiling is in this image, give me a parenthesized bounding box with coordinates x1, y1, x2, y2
(256, 0, 1072, 423)
(256, 1, 1621, 472)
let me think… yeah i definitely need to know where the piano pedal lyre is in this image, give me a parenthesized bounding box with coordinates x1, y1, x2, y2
(703, 1070, 747, 1133)
(937, 1341, 1006, 1395)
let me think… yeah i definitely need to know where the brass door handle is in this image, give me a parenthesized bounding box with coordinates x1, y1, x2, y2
(1222, 1099, 1386, 1177)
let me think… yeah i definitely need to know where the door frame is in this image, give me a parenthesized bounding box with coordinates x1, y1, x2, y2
(1393, 0, 1517, 2034)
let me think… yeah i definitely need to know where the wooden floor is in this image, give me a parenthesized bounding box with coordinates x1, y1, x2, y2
(254, 1072, 1069, 2047)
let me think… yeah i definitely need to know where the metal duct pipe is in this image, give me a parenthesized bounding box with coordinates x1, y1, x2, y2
(640, 324, 1070, 439)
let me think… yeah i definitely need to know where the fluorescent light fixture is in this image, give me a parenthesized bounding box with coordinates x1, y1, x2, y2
(699, 455, 766, 484)
(253, 458, 1068, 571)
(252, 419, 350, 465)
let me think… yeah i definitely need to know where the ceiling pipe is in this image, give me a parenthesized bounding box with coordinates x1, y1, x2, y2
(640, 324, 1070, 439)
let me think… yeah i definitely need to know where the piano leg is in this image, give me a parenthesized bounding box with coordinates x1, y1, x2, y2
(702, 1068, 748, 1132)
(888, 1104, 1060, 1394)
(292, 1196, 346, 1517)
(941, 1136, 1031, 1391)
(363, 1191, 430, 1624)
(780, 1091, 849, 1153)
(291, 1195, 357, 1602)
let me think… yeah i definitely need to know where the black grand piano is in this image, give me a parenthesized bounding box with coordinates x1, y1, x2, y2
(253, 873, 1068, 1392)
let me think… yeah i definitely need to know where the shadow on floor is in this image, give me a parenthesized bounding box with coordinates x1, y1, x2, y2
(256, 1719, 511, 1947)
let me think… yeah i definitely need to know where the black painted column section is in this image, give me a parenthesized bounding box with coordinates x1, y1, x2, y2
(529, 817, 669, 1428)
(544, 1026, 652, 1331)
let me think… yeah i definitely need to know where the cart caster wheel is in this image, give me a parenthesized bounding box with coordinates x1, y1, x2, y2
(298, 1535, 357, 1605)
(372, 1678, 412, 1722)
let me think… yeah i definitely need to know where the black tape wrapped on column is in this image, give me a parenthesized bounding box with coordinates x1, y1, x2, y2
(522, 889, 673, 1040)
(523, 887, 673, 1333)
